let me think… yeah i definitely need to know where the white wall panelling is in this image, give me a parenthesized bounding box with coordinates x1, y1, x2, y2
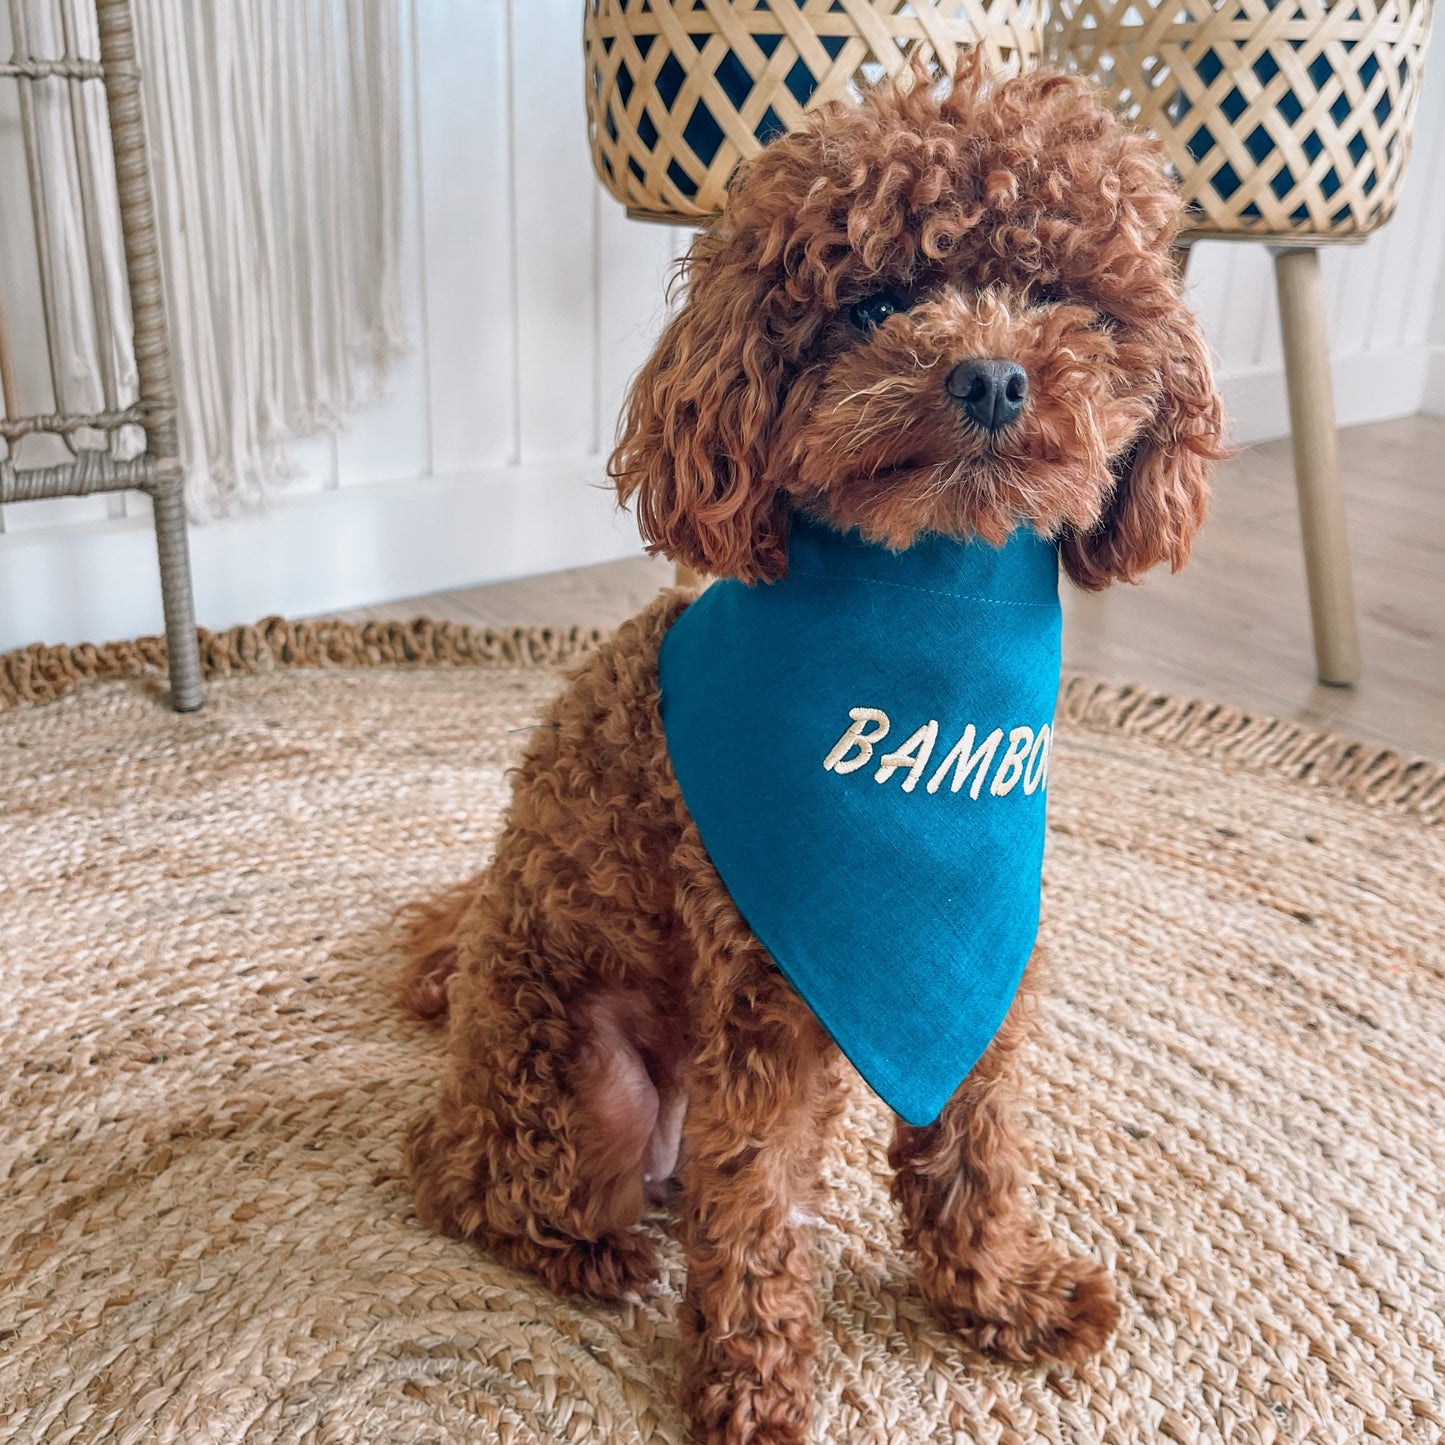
(2, 1, 1443, 650)
(414, 0, 515, 476)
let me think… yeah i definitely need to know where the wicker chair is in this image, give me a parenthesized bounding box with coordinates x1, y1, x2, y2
(0, 0, 201, 711)
(1052, 0, 1438, 686)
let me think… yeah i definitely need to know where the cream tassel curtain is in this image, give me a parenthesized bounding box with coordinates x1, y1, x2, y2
(10, 0, 405, 515)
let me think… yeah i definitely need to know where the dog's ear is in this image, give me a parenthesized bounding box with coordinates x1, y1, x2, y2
(1060, 298, 1227, 591)
(609, 235, 792, 583)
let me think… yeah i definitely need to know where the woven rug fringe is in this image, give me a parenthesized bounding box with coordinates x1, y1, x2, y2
(0, 617, 607, 712)
(3, 617, 1439, 825)
(1056, 674, 1443, 825)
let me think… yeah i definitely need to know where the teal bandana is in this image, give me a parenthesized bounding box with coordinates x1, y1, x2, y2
(658, 516, 1062, 1127)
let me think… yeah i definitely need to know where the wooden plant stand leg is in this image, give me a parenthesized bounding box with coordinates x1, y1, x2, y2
(1271, 245, 1361, 687)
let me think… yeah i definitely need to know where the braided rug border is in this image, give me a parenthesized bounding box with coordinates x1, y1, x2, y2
(2, 614, 1440, 825)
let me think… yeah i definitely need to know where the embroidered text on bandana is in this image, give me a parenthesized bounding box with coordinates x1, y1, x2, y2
(658, 516, 1062, 1127)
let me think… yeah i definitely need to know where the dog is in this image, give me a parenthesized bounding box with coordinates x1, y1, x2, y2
(400, 57, 1225, 1445)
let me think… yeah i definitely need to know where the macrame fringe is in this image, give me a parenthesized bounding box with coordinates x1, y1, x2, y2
(10, 0, 406, 517)
(2, 617, 1439, 826)
(134, 0, 407, 515)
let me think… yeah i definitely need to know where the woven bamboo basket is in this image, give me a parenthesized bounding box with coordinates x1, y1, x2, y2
(1050, 0, 1437, 242)
(584, 0, 1046, 223)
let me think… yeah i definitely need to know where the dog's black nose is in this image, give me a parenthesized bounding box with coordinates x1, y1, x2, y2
(945, 359, 1028, 432)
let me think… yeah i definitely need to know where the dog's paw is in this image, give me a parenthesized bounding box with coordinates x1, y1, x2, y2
(687, 1374, 812, 1445)
(683, 1343, 813, 1445)
(929, 1252, 1119, 1367)
(506, 1228, 659, 1302)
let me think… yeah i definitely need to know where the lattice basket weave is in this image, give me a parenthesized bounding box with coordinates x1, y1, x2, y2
(585, 0, 1046, 223)
(1050, 0, 1437, 242)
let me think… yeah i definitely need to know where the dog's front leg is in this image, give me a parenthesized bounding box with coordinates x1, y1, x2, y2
(678, 1003, 831, 1445)
(888, 970, 1119, 1367)
(675, 882, 834, 1443)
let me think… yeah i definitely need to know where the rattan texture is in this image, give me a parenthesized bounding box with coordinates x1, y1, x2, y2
(1050, 0, 1437, 242)
(3, 621, 1444, 1443)
(585, 0, 1045, 222)
(2, 0, 200, 710)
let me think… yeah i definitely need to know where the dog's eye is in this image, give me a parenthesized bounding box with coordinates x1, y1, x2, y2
(1033, 283, 1067, 307)
(848, 288, 907, 334)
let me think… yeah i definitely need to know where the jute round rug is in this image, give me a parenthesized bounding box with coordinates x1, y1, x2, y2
(3, 620, 1443, 1445)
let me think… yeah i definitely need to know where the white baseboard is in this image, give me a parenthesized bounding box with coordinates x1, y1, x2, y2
(0, 457, 644, 652)
(1219, 343, 1433, 446)
(1423, 344, 1445, 419)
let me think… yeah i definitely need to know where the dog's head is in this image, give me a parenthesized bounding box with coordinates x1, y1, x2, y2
(611, 57, 1226, 590)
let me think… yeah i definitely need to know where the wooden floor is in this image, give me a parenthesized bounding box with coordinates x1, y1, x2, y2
(342, 413, 1445, 761)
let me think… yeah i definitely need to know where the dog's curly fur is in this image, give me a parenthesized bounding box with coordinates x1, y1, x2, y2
(400, 58, 1225, 1445)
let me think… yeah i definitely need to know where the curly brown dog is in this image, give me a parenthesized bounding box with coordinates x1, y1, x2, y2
(400, 58, 1225, 1445)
